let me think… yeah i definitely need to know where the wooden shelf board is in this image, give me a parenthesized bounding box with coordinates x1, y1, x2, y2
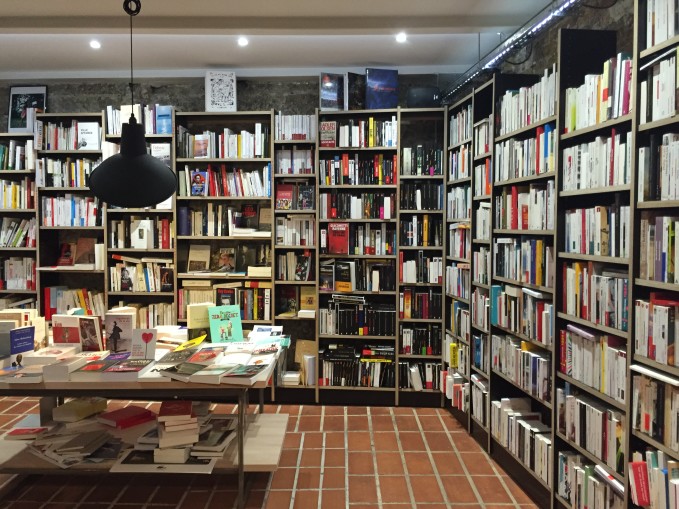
(491, 323, 553, 352)
(633, 355, 679, 379)
(558, 252, 629, 265)
(493, 171, 555, 187)
(555, 431, 623, 483)
(471, 365, 489, 378)
(473, 195, 491, 201)
(448, 137, 473, 151)
(559, 184, 630, 197)
(635, 278, 679, 291)
(473, 151, 492, 161)
(559, 113, 632, 141)
(491, 369, 552, 409)
(492, 276, 553, 294)
(494, 114, 558, 143)
(638, 114, 679, 132)
(637, 200, 679, 209)
(445, 294, 470, 305)
(446, 255, 470, 263)
(446, 176, 472, 186)
(471, 281, 490, 290)
(631, 430, 679, 461)
(640, 34, 679, 59)
(556, 312, 628, 339)
(556, 372, 625, 411)
(489, 435, 552, 491)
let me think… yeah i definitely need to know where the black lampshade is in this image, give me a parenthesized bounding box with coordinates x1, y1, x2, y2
(89, 117, 176, 208)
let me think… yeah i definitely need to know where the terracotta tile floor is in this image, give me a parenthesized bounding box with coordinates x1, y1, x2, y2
(0, 397, 538, 509)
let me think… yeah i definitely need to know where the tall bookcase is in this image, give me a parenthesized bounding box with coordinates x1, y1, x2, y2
(0, 130, 38, 306)
(272, 111, 318, 403)
(174, 111, 274, 333)
(35, 112, 106, 319)
(397, 107, 446, 407)
(316, 108, 399, 405)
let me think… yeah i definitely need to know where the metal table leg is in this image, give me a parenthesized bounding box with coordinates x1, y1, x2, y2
(259, 388, 264, 413)
(237, 389, 246, 509)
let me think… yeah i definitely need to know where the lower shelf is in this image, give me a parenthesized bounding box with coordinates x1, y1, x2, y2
(0, 413, 288, 474)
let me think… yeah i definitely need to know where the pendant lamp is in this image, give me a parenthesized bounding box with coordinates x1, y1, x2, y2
(89, 0, 176, 208)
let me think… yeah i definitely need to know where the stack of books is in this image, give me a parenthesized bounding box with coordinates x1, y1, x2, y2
(155, 401, 200, 463)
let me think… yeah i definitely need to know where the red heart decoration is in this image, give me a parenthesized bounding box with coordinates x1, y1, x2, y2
(141, 333, 154, 344)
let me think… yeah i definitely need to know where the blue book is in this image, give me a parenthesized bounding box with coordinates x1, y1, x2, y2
(365, 68, 398, 110)
(490, 285, 501, 326)
(207, 305, 243, 342)
(10, 326, 35, 360)
(154, 105, 173, 134)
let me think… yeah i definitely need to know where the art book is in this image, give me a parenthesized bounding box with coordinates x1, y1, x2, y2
(10, 326, 35, 366)
(211, 248, 236, 273)
(345, 71, 366, 110)
(190, 170, 209, 196)
(365, 68, 398, 110)
(104, 310, 135, 354)
(320, 72, 344, 111)
(52, 325, 81, 346)
(155, 105, 173, 134)
(207, 305, 243, 342)
(129, 329, 157, 359)
(187, 244, 211, 272)
(78, 316, 104, 352)
(239, 204, 259, 229)
(275, 184, 294, 210)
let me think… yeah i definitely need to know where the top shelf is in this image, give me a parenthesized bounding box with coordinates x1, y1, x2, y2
(318, 108, 398, 116)
(175, 111, 272, 118)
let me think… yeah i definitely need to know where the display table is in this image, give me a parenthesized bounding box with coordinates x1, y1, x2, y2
(0, 379, 288, 509)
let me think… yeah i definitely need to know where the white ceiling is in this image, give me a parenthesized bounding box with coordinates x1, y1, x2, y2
(0, 0, 553, 79)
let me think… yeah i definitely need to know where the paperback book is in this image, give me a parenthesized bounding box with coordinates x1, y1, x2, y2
(207, 305, 244, 342)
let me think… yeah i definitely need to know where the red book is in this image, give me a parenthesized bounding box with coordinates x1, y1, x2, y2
(158, 400, 194, 422)
(559, 330, 567, 373)
(535, 126, 543, 171)
(96, 405, 155, 429)
(342, 153, 349, 181)
(629, 462, 651, 506)
(327, 223, 349, 254)
(510, 186, 519, 229)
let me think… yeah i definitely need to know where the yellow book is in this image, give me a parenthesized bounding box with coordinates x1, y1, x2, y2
(378, 154, 384, 185)
(423, 215, 429, 247)
(12, 183, 17, 209)
(449, 342, 459, 369)
(535, 239, 544, 286)
(76, 289, 88, 311)
(368, 117, 374, 148)
(253, 288, 258, 320)
(237, 134, 242, 158)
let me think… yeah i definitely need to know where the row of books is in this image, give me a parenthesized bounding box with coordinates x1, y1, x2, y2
(40, 194, 100, 227)
(450, 301, 471, 344)
(562, 129, 632, 191)
(474, 159, 492, 196)
(105, 104, 173, 135)
(559, 324, 626, 403)
(400, 324, 442, 356)
(319, 117, 397, 149)
(564, 203, 631, 259)
(0, 139, 34, 171)
(448, 144, 471, 182)
(399, 215, 443, 247)
(645, 0, 678, 49)
(448, 104, 472, 147)
(563, 52, 632, 132)
(472, 333, 488, 372)
(493, 237, 555, 288)
(639, 48, 678, 124)
(400, 362, 443, 391)
(490, 397, 551, 487)
(0, 256, 36, 291)
(319, 192, 394, 220)
(629, 447, 679, 508)
(318, 297, 396, 336)
(475, 202, 491, 241)
(43, 286, 105, 320)
(175, 124, 270, 159)
(494, 123, 555, 182)
(109, 216, 174, 250)
(446, 373, 469, 412)
(0, 217, 36, 248)
(562, 263, 629, 333)
(447, 340, 469, 378)
(496, 65, 558, 135)
(400, 146, 443, 176)
(491, 285, 554, 345)
(319, 260, 395, 292)
(447, 223, 470, 260)
(402, 252, 443, 285)
(634, 295, 679, 367)
(274, 147, 314, 175)
(275, 216, 315, 247)
(473, 246, 490, 285)
(557, 452, 624, 509)
(275, 183, 314, 210)
(556, 386, 625, 475)
(471, 374, 489, 425)
(276, 252, 313, 282)
(639, 133, 679, 201)
(274, 113, 317, 142)
(34, 120, 102, 151)
(474, 116, 493, 155)
(109, 260, 173, 293)
(446, 182, 471, 221)
(178, 165, 271, 198)
(471, 287, 490, 331)
(400, 182, 444, 211)
(35, 156, 100, 189)
(318, 154, 397, 186)
(177, 204, 270, 238)
(494, 183, 555, 231)
(126, 301, 177, 328)
(320, 222, 396, 256)
(631, 366, 679, 452)
(0, 178, 34, 210)
(491, 335, 551, 402)
(640, 213, 679, 285)
(398, 289, 442, 320)
(445, 263, 469, 300)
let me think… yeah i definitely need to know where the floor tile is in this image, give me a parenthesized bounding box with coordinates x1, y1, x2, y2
(347, 431, 371, 450)
(405, 452, 435, 475)
(264, 489, 292, 509)
(440, 475, 478, 504)
(322, 415, 345, 432)
(348, 475, 378, 503)
(459, 452, 495, 475)
(371, 414, 396, 431)
(270, 468, 296, 490)
(320, 490, 346, 509)
(409, 475, 445, 503)
(424, 431, 454, 451)
(324, 431, 345, 448)
(296, 415, 321, 432)
(373, 431, 399, 451)
(348, 451, 374, 475)
(294, 468, 320, 490)
(321, 468, 345, 490)
(323, 449, 345, 468)
(292, 489, 318, 509)
(379, 475, 412, 504)
(299, 448, 322, 467)
(302, 431, 323, 448)
(472, 475, 513, 504)
(400, 431, 427, 451)
(431, 453, 465, 475)
(376, 451, 406, 475)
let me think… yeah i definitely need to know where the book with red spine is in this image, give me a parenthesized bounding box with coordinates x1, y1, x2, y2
(96, 405, 156, 429)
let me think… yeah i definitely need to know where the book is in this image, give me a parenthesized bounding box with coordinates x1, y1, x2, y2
(319, 121, 337, 148)
(235, 244, 259, 272)
(22, 345, 78, 366)
(207, 305, 244, 342)
(188, 364, 235, 384)
(76, 122, 101, 150)
(10, 325, 35, 364)
(276, 286, 298, 317)
(101, 359, 155, 381)
(187, 346, 226, 365)
(56, 242, 76, 266)
(1, 365, 43, 383)
(159, 267, 174, 292)
(111, 449, 217, 474)
(239, 203, 259, 229)
(221, 363, 272, 386)
(158, 400, 194, 422)
(73, 237, 96, 265)
(154, 447, 190, 464)
(96, 405, 156, 429)
(365, 68, 398, 110)
(154, 105, 173, 134)
(130, 329, 157, 359)
(78, 316, 104, 352)
(320, 72, 345, 111)
(190, 170, 209, 196)
(275, 184, 294, 210)
(69, 359, 119, 381)
(211, 248, 236, 273)
(327, 223, 350, 254)
(187, 244, 211, 272)
(104, 309, 135, 354)
(51, 397, 108, 423)
(42, 356, 88, 382)
(345, 72, 366, 110)
(158, 362, 206, 382)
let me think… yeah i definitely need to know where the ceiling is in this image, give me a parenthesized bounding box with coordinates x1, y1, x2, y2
(0, 0, 553, 80)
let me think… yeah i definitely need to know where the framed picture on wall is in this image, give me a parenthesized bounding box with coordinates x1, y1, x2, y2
(205, 71, 237, 112)
(8, 86, 46, 133)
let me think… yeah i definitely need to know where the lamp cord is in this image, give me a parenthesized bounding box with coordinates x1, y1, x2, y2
(130, 12, 134, 112)
(123, 0, 141, 122)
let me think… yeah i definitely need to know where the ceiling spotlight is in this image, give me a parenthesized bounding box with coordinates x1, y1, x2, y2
(89, 40, 101, 49)
(238, 37, 249, 47)
(395, 32, 407, 43)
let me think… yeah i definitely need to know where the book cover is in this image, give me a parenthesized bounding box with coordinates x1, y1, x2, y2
(130, 329, 157, 359)
(158, 400, 193, 421)
(52, 325, 80, 345)
(275, 184, 294, 210)
(78, 316, 104, 352)
(211, 248, 236, 273)
(193, 135, 209, 158)
(319, 121, 337, 148)
(56, 242, 76, 266)
(73, 237, 96, 265)
(207, 305, 243, 342)
(111, 449, 216, 474)
(235, 244, 258, 272)
(346, 72, 366, 110)
(276, 286, 298, 316)
(76, 122, 101, 150)
(295, 255, 311, 281)
(187, 244, 211, 272)
(300, 286, 316, 311)
(319, 262, 335, 291)
(159, 267, 174, 292)
(221, 363, 270, 385)
(70, 359, 119, 381)
(103, 358, 154, 378)
(365, 68, 398, 110)
(239, 204, 259, 229)
(187, 346, 226, 365)
(97, 405, 155, 429)
(327, 222, 350, 254)
(297, 185, 315, 210)
(150, 143, 171, 167)
(320, 72, 345, 111)
(190, 170, 209, 196)
(10, 326, 35, 364)
(104, 311, 135, 354)
(154, 105, 173, 134)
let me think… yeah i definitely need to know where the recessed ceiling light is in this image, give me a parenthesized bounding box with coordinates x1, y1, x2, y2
(89, 40, 101, 49)
(395, 32, 407, 43)
(238, 37, 249, 47)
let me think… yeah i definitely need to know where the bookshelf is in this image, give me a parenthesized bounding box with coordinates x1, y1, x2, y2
(316, 108, 399, 404)
(34, 112, 106, 319)
(0, 130, 38, 308)
(103, 109, 176, 326)
(272, 111, 318, 400)
(174, 110, 274, 332)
